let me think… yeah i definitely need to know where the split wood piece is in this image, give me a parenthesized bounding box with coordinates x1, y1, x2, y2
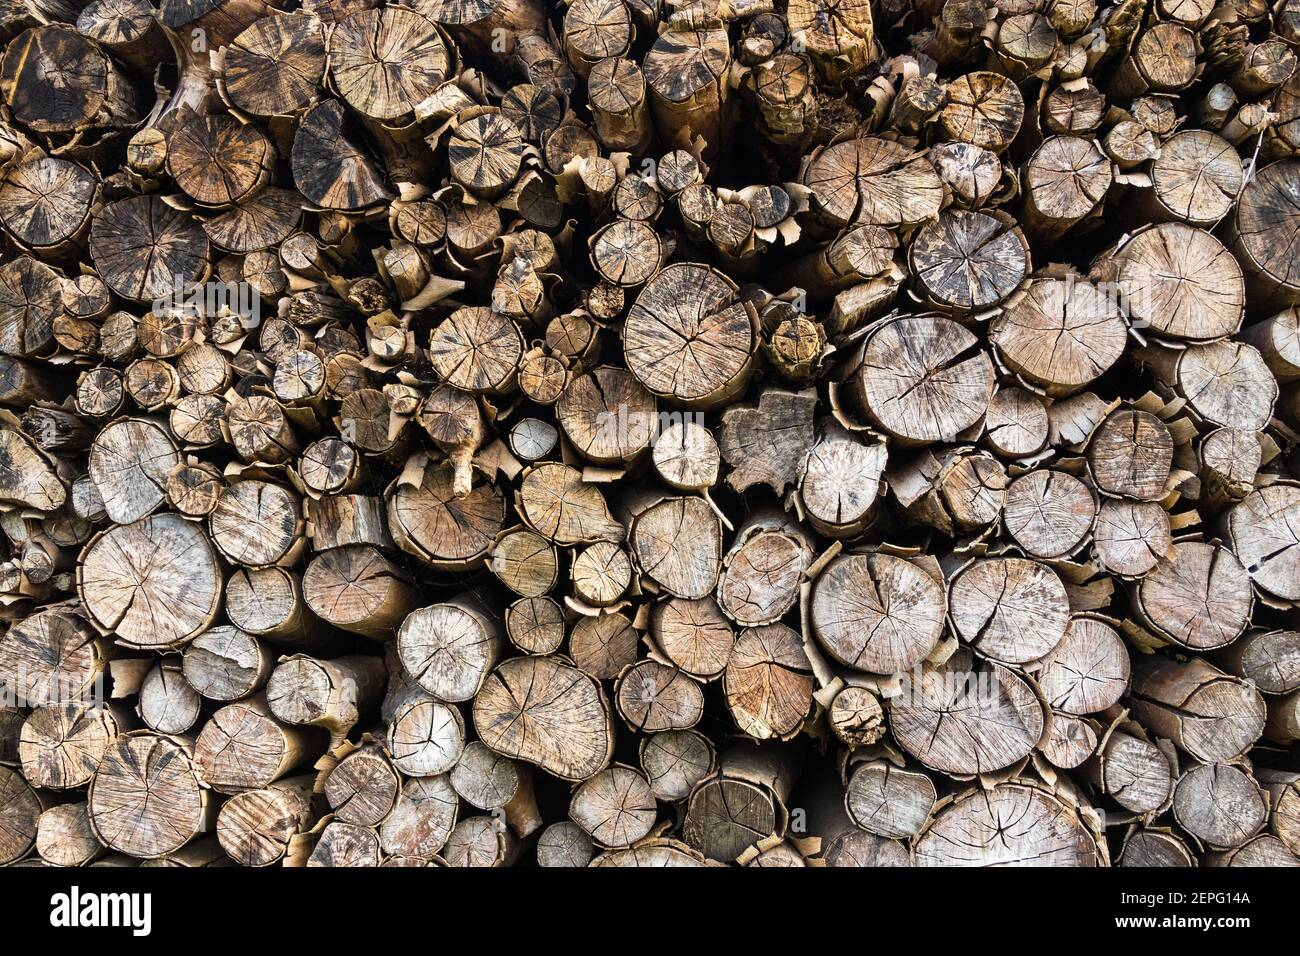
(1173, 762, 1267, 850)
(88, 731, 210, 860)
(474, 655, 613, 782)
(804, 776, 909, 867)
(265, 653, 387, 741)
(989, 277, 1127, 396)
(194, 696, 322, 795)
(302, 545, 415, 639)
(0, 357, 62, 408)
(291, 100, 392, 211)
(216, 776, 316, 866)
(914, 782, 1103, 865)
(309, 495, 392, 552)
(182, 625, 272, 702)
(889, 648, 1046, 775)
(87, 419, 174, 525)
(78, 512, 223, 651)
(892, 446, 1007, 535)
(0, 609, 104, 708)
(1134, 541, 1254, 651)
(773, 225, 895, 300)
(397, 595, 502, 703)
(1130, 655, 1266, 763)
(849, 313, 994, 443)
(1265, 690, 1300, 744)
(0, 426, 65, 513)
(1259, 770, 1300, 857)
(930, 141, 1005, 209)
(1240, 309, 1300, 383)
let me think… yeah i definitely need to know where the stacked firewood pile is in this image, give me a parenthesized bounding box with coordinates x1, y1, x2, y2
(0, 0, 1299, 869)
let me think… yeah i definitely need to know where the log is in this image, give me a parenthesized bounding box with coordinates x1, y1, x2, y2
(914, 782, 1104, 865)
(216, 776, 316, 867)
(1130, 655, 1266, 762)
(88, 731, 211, 859)
(193, 696, 323, 794)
